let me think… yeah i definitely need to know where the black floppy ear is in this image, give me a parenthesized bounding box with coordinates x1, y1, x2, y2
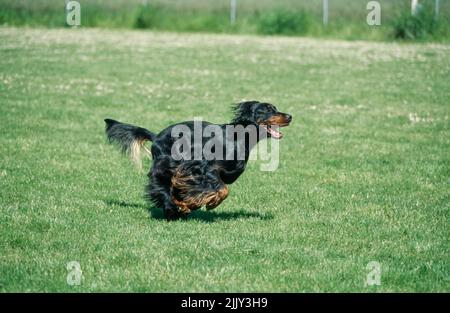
(232, 100, 260, 123)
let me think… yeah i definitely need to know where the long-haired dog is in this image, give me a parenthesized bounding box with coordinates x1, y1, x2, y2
(104, 101, 292, 220)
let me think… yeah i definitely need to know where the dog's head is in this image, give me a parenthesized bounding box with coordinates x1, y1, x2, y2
(232, 101, 292, 139)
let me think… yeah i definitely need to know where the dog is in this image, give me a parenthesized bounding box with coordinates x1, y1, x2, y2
(104, 101, 292, 220)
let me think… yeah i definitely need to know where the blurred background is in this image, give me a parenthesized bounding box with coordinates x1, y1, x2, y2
(0, 0, 449, 41)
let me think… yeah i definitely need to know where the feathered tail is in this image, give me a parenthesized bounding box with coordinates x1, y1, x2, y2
(104, 118, 155, 168)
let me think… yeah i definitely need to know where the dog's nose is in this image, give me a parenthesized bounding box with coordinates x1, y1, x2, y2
(285, 114, 292, 123)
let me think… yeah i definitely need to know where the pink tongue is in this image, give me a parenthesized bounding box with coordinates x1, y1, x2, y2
(268, 127, 282, 138)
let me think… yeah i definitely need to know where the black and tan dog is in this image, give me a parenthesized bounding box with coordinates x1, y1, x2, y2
(104, 101, 292, 220)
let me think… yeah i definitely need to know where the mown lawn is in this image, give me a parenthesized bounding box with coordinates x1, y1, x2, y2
(0, 27, 449, 292)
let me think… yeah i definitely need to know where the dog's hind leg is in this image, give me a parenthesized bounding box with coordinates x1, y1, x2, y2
(148, 181, 184, 220)
(170, 161, 229, 212)
(146, 157, 185, 220)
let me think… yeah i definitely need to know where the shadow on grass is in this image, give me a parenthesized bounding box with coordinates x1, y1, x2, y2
(104, 199, 145, 209)
(149, 206, 274, 223)
(188, 209, 274, 223)
(105, 199, 273, 222)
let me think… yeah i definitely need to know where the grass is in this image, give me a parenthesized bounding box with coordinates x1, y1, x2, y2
(0, 0, 449, 41)
(0, 27, 449, 292)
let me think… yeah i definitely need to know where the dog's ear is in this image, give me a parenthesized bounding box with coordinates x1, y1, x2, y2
(232, 101, 260, 124)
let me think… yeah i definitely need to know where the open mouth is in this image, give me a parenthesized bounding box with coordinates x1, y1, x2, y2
(260, 124, 288, 139)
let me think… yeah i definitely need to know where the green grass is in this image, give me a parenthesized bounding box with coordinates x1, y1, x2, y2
(0, 0, 449, 41)
(0, 27, 449, 292)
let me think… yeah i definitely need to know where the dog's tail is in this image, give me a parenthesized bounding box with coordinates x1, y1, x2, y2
(104, 118, 156, 168)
